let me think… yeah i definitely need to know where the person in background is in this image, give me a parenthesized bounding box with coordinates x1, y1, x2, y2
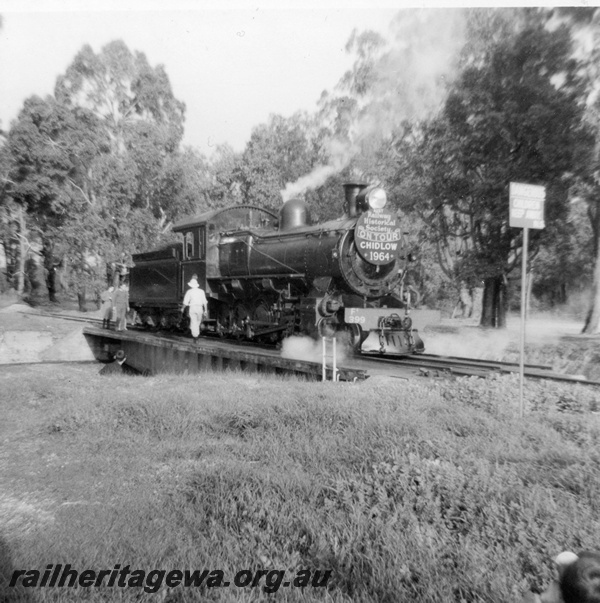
(99, 349, 127, 375)
(182, 274, 208, 341)
(99, 349, 142, 376)
(521, 551, 600, 603)
(113, 282, 130, 332)
(100, 285, 114, 329)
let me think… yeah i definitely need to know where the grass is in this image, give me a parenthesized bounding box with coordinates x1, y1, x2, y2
(1, 363, 600, 602)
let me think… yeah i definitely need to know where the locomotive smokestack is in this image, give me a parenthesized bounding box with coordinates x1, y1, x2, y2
(343, 183, 368, 217)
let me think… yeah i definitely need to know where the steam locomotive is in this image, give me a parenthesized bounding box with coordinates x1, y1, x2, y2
(129, 184, 425, 355)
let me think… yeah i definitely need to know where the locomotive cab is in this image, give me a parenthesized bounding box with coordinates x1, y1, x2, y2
(174, 206, 279, 336)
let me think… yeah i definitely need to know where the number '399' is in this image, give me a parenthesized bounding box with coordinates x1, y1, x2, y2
(347, 315, 366, 324)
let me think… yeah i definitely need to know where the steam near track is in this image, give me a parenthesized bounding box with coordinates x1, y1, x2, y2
(424, 315, 585, 361)
(280, 335, 350, 365)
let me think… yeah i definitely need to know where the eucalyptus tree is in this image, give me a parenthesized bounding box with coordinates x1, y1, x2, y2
(552, 8, 600, 333)
(238, 113, 322, 211)
(6, 95, 110, 302)
(0, 135, 19, 293)
(204, 144, 244, 208)
(6, 40, 193, 305)
(54, 40, 187, 223)
(395, 9, 589, 326)
(530, 198, 593, 308)
(55, 40, 184, 155)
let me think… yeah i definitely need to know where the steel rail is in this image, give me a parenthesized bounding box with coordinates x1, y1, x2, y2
(362, 353, 553, 372)
(361, 353, 600, 387)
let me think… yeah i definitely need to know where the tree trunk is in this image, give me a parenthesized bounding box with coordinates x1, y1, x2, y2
(471, 287, 484, 322)
(480, 275, 507, 328)
(77, 282, 86, 312)
(42, 240, 58, 303)
(16, 206, 26, 297)
(583, 229, 600, 333)
(452, 285, 474, 319)
(0, 240, 8, 293)
(583, 197, 600, 333)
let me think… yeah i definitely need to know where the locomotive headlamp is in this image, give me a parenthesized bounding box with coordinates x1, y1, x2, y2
(367, 188, 387, 210)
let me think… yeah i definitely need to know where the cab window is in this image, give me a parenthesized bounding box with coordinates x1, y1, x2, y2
(185, 232, 194, 259)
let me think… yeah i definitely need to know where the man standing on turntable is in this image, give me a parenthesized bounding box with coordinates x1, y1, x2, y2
(182, 274, 208, 341)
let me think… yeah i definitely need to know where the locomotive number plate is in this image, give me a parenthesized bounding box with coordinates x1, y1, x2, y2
(345, 307, 442, 331)
(345, 308, 387, 330)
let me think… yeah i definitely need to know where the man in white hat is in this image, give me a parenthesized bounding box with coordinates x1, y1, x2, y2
(182, 274, 208, 340)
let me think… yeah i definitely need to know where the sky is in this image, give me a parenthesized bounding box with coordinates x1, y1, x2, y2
(0, 0, 407, 155)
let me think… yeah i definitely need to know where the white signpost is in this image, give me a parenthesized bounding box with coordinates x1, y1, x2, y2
(509, 182, 545, 417)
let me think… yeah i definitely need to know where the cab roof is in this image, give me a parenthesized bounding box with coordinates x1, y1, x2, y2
(173, 205, 277, 232)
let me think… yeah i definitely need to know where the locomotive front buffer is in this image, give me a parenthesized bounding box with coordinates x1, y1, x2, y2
(344, 307, 425, 356)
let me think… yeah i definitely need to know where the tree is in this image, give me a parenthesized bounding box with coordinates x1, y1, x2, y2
(530, 198, 593, 309)
(6, 95, 99, 301)
(553, 9, 600, 332)
(9, 41, 194, 305)
(3, 39, 201, 307)
(204, 144, 243, 208)
(55, 40, 188, 223)
(0, 135, 19, 294)
(154, 147, 215, 225)
(238, 113, 319, 210)
(55, 40, 185, 156)
(396, 9, 589, 327)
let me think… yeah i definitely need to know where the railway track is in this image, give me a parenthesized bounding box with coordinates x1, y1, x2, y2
(362, 352, 600, 386)
(362, 352, 552, 376)
(28, 310, 600, 386)
(28, 310, 106, 327)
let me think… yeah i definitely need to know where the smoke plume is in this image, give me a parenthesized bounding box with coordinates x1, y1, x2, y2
(280, 138, 357, 201)
(280, 8, 467, 202)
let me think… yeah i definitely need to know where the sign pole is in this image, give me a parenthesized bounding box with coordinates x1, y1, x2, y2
(509, 182, 545, 418)
(332, 337, 337, 382)
(519, 227, 528, 419)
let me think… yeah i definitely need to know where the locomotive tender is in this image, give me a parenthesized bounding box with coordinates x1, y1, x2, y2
(129, 183, 425, 355)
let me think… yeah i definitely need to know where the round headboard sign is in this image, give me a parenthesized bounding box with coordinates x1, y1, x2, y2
(355, 209, 402, 265)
